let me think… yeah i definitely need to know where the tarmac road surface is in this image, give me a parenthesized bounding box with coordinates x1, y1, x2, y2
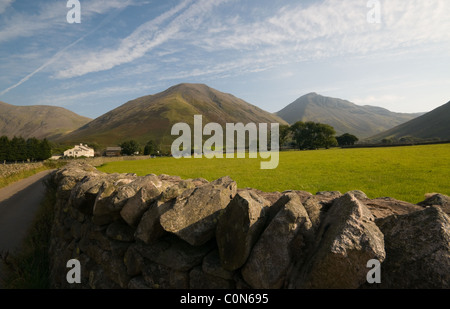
(0, 169, 54, 286)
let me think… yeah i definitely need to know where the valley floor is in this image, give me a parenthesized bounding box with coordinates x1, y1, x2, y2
(97, 144, 450, 204)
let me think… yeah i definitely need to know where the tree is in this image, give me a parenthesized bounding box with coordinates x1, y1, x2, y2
(279, 125, 291, 147)
(290, 121, 337, 150)
(336, 133, 359, 147)
(120, 140, 140, 156)
(37, 138, 52, 160)
(9, 136, 27, 161)
(26, 137, 41, 161)
(0, 136, 10, 162)
(87, 142, 101, 152)
(144, 140, 159, 156)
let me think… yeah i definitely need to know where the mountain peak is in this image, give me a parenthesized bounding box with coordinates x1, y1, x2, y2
(57, 83, 288, 148)
(167, 83, 211, 93)
(276, 93, 421, 139)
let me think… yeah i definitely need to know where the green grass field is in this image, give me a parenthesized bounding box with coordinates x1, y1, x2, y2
(97, 144, 450, 204)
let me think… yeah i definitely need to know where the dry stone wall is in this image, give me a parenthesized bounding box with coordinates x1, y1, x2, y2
(0, 162, 44, 178)
(48, 162, 450, 289)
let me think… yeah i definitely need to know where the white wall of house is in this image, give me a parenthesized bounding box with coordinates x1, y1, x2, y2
(64, 144, 95, 158)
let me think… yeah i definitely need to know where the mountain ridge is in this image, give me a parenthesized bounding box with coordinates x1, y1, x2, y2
(3, 85, 444, 148)
(0, 101, 92, 140)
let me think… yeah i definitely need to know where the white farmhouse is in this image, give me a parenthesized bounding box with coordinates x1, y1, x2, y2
(64, 144, 95, 158)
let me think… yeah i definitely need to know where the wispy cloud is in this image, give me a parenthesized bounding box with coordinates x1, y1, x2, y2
(54, 0, 232, 79)
(56, 0, 450, 81)
(0, 31, 93, 96)
(36, 83, 155, 107)
(0, 1, 139, 95)
(198, 0, 450, 58)
(0, 0, 13, 14)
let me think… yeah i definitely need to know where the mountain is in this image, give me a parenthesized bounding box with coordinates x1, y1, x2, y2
(57, 83, 288, 148)
(0, 101, 92, 140)
(368, 101, 450, 142)
(276, 93, 423, 139)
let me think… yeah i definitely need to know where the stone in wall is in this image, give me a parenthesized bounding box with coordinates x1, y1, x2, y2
(241, 192, 314, 289)
(118, 174, 166, 227)
(418, 193, 450, 216)
(216, 190, 270, 271)
(290, 193, 386, 289)
(92, 176, 138, 225)
(376, 206, 450, 288)
(160, 176, 237, 246)
(134, 179, 198, 244)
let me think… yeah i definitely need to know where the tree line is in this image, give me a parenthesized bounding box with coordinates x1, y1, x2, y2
(280, 121, 359, 150)
(117, 121, 358, 156)
(119, 140, 160, 156)
(0, 136, 52, 162)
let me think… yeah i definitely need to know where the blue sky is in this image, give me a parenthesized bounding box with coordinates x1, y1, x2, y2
(0, 0, 449, 119)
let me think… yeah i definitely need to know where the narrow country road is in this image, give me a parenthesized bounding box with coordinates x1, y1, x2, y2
(0, 169, 55, 252)
(0, 169, 55, 287)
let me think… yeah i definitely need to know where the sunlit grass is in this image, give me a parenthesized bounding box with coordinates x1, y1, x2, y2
(98, 144, 450, 204)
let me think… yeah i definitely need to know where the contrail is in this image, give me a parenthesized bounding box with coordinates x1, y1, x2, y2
(0, 3, 128, 96)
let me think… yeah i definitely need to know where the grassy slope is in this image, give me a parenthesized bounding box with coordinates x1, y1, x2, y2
(368, 101, 450, 142)
(98, 144, 450, 204)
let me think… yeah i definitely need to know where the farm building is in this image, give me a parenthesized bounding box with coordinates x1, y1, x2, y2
(105, 147, 122, 157)
(64, 144, 95, 158)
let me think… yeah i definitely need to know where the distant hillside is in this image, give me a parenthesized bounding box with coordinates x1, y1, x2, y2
(57, 83, 288, 149)
(368, 101, 450, 142)
(276, 93, 423, 139)
(0, 101, 92, 140)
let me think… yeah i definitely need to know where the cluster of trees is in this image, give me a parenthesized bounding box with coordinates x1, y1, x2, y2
(0, 136, 52, 162)
(279, 122, 359, 150)
(119, 140, 160, 156)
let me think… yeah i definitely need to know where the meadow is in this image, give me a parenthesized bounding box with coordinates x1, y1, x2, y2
(97, 144, 450, 204)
